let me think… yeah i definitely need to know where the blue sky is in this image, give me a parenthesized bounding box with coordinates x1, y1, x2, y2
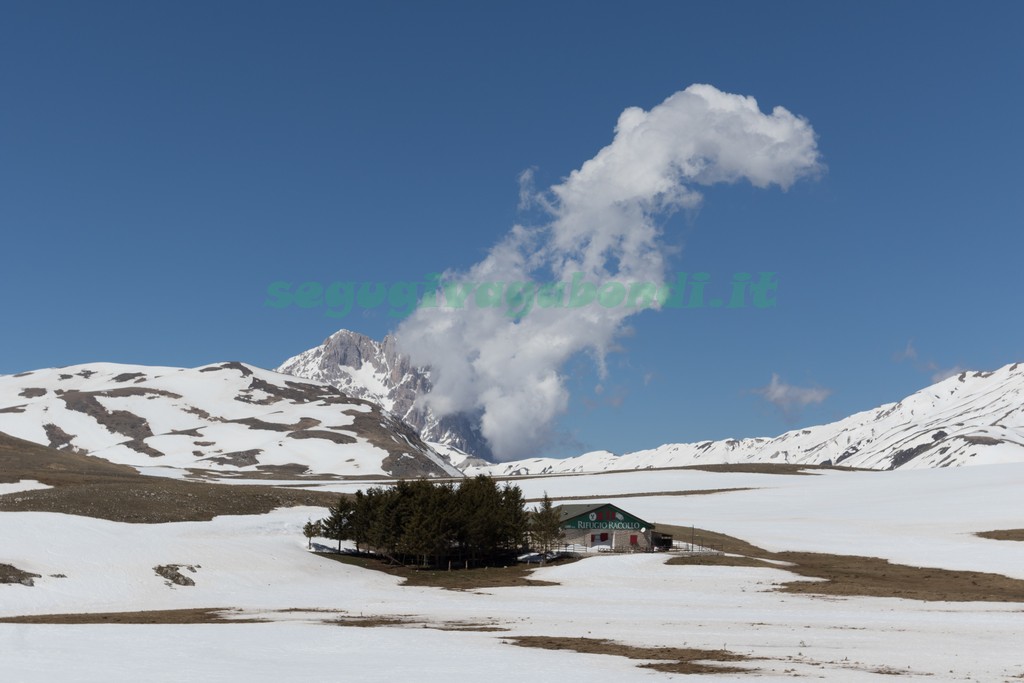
(2, 1, 1022, 458)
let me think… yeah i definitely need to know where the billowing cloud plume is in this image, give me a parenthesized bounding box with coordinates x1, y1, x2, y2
(753, 373, 832, 417)
(397, 84, 822, 460)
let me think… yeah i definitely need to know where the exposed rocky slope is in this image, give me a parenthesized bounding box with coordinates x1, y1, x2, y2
(277, 329, 491, 459)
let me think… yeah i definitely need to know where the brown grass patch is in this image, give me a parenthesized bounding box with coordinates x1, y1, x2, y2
(432, 622, 507, 632)
(0, 432, 139, 486)
(331, 614, 507, 631)
(529, 487, 753, 503)
(0, 479, 342, 523)
(332, 615, 412, 627)
(976, 529, 1024, 542)
(493, 462, 833, 482)
(315, 552, 564, 590)
(775, 552, 1024, 602)
(198, 449, 262, 467)
(0, 608, 263, 624)
(287, 430, 357, 445)
(658, 523, 1024, 602)
(183, 466, 384, 481)
(0, 431, 343, 522)
(682, 463, 823, 475)
(655, 524, 767, 556)
(666, 554, 778, 569)
(506, 636, 751, 675)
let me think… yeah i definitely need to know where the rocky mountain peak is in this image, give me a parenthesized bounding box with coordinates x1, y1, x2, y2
(277, 330, 492, 460)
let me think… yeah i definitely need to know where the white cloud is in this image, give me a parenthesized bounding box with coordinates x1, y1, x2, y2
(517, 168, 538, 211)
(896, 340, 966, 385)
(931, 365, 965, 383)
(894, 339, 918, 362)
(754, 373, 832, 415)
(397, 84, 822, 461)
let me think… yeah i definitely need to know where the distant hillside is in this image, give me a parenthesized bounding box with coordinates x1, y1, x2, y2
(469, 363, 1024, 476)
(0, 361, 461, 479)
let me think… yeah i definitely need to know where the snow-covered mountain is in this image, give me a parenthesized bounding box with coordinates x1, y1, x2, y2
(469, 363, 1024, 476)
(277, 329, 492, 459)
(0, 361, 461, 478)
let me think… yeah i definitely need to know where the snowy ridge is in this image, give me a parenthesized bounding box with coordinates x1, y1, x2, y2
(469, 363, 1024, 476)
(277, 329, 492, 458)
(0, 361, 461, 478)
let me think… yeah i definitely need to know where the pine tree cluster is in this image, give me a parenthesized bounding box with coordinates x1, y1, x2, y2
(319, 475, 535, 568)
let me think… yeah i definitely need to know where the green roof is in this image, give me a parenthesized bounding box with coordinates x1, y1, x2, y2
(556, 503, 654, 529)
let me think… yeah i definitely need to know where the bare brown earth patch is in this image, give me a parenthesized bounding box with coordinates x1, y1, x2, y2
(316, 552, 565, 590)
(256, 463, 314, 477)
(18, 387, 47, 398)
(977, 529, 1024, 542)
(658, 523, 1024, 602)
(200, 361, 254, 377)
(56, 390, 168, 457)
(0, 479, 341, 523)
(43, 423, 80, 451)
(683, 463, 823, 475)
(332, 614, 412, 627)
(506, 636, 751, 675)
(234, 376, 355, 406)
(287, 430, 356, 445)
(667, 554, 778, 569)
(199, 449, 262, 467)
(1, 563, 41, 586)
(183, 465, 347, 481)
(431, 622, 508, 632)
(529, 487, 752, 503)
(0, 432, 140, 486)
(228, 416, 321, 432)
(381, 450, 452, 478)
(348, 406, 457, 478)
(0, 608, 263, 624)
(655, 524, 766, 557)
(183, 406, 217, 421)
(330, 614, 507, 631)
(0, 431, 340, 522)
(112, 372, 146, 383)
(775, 552, 1024, 602)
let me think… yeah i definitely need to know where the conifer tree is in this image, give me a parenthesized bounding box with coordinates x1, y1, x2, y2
(321, 497, 355, 552)
(302, 519, 322, 550)
(530, 492, 564, 553)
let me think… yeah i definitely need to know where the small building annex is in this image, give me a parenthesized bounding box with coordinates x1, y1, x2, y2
(558, 503, 669, 551)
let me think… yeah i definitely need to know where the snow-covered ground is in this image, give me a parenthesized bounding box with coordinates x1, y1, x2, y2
(3, 465, 1024, 680)
(0, 480, 50, 495)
